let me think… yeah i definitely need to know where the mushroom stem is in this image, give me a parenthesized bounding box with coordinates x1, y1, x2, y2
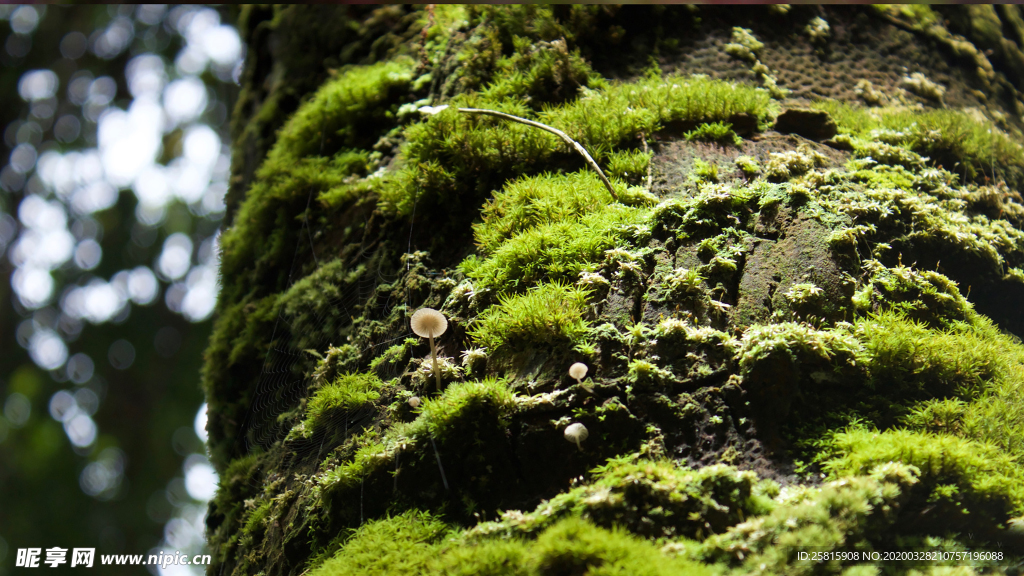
(429, 334, 441, 392)
(575, 437, 583, 451)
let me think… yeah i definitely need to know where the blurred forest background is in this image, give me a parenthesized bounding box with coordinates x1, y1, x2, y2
(0, 5, 243, 575)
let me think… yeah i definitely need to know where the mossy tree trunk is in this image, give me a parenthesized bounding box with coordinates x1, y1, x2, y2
(207, 6, 1024, 575)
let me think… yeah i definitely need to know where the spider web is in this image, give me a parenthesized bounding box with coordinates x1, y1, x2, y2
(233, 158, 435, 489)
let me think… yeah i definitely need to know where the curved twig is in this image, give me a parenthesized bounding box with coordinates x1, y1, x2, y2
(420, 105, 618, 201)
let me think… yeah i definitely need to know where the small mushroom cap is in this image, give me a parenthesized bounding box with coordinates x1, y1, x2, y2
(411, 308, 448, 338)
(564, 422, 589, 443)
(408, 396, 421, 408)
(568, 362, 588, 381)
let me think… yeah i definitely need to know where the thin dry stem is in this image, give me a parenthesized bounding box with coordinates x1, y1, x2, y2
(454, 107, 618, 201)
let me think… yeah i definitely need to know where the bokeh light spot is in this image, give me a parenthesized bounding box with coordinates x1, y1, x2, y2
(108, 339, 135, 370)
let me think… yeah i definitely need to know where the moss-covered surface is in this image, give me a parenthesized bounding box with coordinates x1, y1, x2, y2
(207, 5, 1024, 576)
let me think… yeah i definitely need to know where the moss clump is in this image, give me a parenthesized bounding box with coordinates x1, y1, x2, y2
(465, 202, 651, 291)
(408, 378, 513, 439)
(317, 378, 512, 498)
(852, 262, 976, 328)
(684, 122, 742, 147)
(307, 510, 450, 576)
(737, 322, 863, 376)
(700, 462, 919, 571)
(469, 457, 777, 541)
(901, 72, 946, 102)
(691, 160, 719, 183)
(473, 171, 617, 253)
(858, 312, 996, 400)
(902, 398, 969, 435)
(812, 100, 1024, 188)
(310, 512, 714, 576)
(733, 155, 760, 176)
(268, 59, 414, 163)
(605, 149, 653, 185)
(723, 27, 764, 62)
(470, 282, 591, 352)
(380, 74, 773, 215)
(763, 146, 829, 181)
(302, 373, 385, 437)
(480, 37, 608, 106)
(207, 453, 265, 566)
(821, 428, 1024, 522)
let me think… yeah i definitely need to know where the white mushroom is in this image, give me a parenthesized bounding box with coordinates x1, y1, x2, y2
(564, 422, 589, 451)
(569, 362, 588, 385)
(411, 308, 448, 392)
(408, 396, 421, 408)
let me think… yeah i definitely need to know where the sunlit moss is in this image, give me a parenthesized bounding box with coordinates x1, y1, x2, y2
(379, 74, 773, 215)
(812, 100, 1024, 187)
(821, 428, 1024, 517)
(470, 282, 591, 352)
(470, 456, 777, 541)
(684, 122, 742, 147)
(301, 373, 385, 438)
(473, 170, 617, 254)
(852, 262, 976, 328)
(466, 203, 651, 291)
(308, 511, 714, 576)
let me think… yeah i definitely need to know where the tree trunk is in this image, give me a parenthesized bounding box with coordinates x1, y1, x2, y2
(206, 6, 1024, 575)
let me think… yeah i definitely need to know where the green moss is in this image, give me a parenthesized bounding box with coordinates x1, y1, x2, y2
(410, 377, 514, 440)
(812, 100, 1024, 188)
(527, 517, 713, 576)
(651, 182, 760, 240)
(208, 452, 265, 565)
(684, 122, 742, 147)
(852, 262, 976, 329)
(691, 160, 719, 183)
(481, 36, 608, 106)
(470, 282, 591, 352)
(902, 398, 969, 436)
(219, 57, 414, 300)
(302, 373, 385, 437)
(474, 170, 617, 253)
(605, 149, 653, 184)
(307, 510, 451, 576)
(267, 59, 414, 163)
(733, 155, 760, 176)
(764, 146, 829, 181)
(470, 456, 776, 541)
(467, 202, 651, 291)
(723, 27, 763, 62)
(700, 462, 919, 571)
(318, 377, 512, 495)
(310, 512, 713, 576)
(821, 428, 1024, 517)
(380, 74, 773, 215)
(857, 312, 996, 402)
(368, 338, 418, 373)
(211, 9, 1024, 575)
(243, 499, 275, 538)
(737, 322, 863, 375)
(546, 73, 772, 148)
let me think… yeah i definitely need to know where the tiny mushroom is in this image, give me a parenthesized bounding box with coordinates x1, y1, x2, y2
(564, 422, 589, 451)
(411, 308, 448, 392)
(408, 396, 421, 408)
(569, 362, 588, 385)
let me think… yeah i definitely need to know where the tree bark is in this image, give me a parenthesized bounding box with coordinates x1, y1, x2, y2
(206, 6, 1024, 575)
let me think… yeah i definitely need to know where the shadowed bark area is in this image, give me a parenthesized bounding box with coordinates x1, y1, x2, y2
(207, 6, 1024, 575)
